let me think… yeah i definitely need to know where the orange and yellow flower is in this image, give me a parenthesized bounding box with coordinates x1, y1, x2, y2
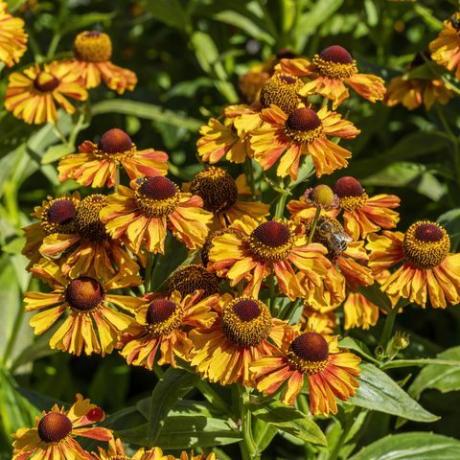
(5, 62, 87, 124)
(288, 186, 339, 223)
(367, 221, 460, 308)
(120, 290, 218, 369)
(100, 176, 212, 254)
(166, 264, 220, 298)
(13, 394, 112, 460)
(250, 105, 360, 179)
(38, 193, 140, 280)
(334, 176, 400, 240)
(64, 30, 137, 93)
(0, 0, 27, 67)
(187, 167, 269, 228)
(24, 259, 143, 355)
(251, 331, 360, 414)
(58, 128, 168, 188)
(207, 215, 331, 299)
(386, 75, 453, 110)
(301, 307, 336, 336)
(429, 13, 460, 80)
(343, 292, 379, 330)
(190, 294, 293, 385)
(92, 438, 165, 460)
(278, 45, 386, 108)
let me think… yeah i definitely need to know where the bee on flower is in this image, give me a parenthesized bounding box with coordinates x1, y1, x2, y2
(250, 105, 360, 180)
(207, 215, 332, 300)
(119, 290, 218, 369)
(24, 259, 143, 355)
(166, 264, 220, 298)
(0, 0, 28, 67)
(100, 176, 213, 254)
(190, 294, 293, 386)
(251, 330, 361, 414)
(12, 394, 112, 460)
(278, 45, 386, 108)
(58, 128, 168, 188)
(368, 221, 460, 308)
(429, 13, 460, 80)
(5, 62, 88, 124)
(63, 30, 137, 94)
(187, 166, 269, 228)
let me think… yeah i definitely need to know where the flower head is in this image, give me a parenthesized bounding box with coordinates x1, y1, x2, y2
(250, 105, 360, 179)
(5, 62, 87, 124)
(13, 394, 112, 460)
(259, 72, 305, 114)
(58, 128, 168, 188)
(0, 1, 27, 67)
(166, 264, 220, 298)
(251, 330, 360, 414)
(24, 259, 143, 355)
(100, 176, 212, 254)
(367, 221, 460, 308)
(120, 290, 218, 369)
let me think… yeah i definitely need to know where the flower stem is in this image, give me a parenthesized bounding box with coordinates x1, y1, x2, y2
(274, 191, 289, 218)
(307, 206, 321, 244)
(245, 158, 256, 198)
(379, 306, 398, 348)
(240, 388, 259, 460)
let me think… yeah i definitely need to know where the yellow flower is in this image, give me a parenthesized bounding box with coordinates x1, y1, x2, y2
(120, 290, 218, 369)
(250, 105, 360, 180)
(5, 62, 87, 124)
(301, 307, 337, 336)
(100, 176, 212, 254)
(367, 221, 460, 308)
(208, 215, 332, 299)
(187, 167, 269, 228)
(0, 1, 27, 67)
(63, 30, 137, 93)
(166, 264, 220, 298)
(12, 394, 112, 460)
(38, 194, 140, 280)
(190, 294, 293, 385)
(251, 331, 360, 414)
(343, 292, 379, 330)
(58, 128, 169, 188)
(386, 75, 453, 110)
(278, 45, 386, 108)
(429, 13, 460, 80)
(24, 259, 143, 356)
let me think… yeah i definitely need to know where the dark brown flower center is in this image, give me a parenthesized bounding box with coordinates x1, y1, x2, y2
(252, 221, 290, 247)
(414, 223, 444, 242)
(98, 128, 133, 154)
(334, 176, 364, 197)
(34, 72, 60, 92)
(139, 176, 177, 200)
(75, 194, 108, 240)
(319, 45, 353, 64)
(65, 277, 104, 311)
(37, 412, 72, 443)
(167, 265, 219, 298)
(286, 108, 321, 132)
(86, 406, 104, 422)
(47, 200, 76, 225)
(290, 332, 329, 362)
(232, 299, 261, 321)
(146, 299, 177, 324)
(189, 167, 238, 213)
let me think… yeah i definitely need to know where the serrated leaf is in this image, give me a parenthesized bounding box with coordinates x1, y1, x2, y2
(350, 432, 460, 460)
(247, 399, 326, 446)
(349, 363, 439, 422)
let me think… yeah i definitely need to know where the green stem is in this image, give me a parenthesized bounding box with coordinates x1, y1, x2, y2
(245, 158, 256, 198)
(274, 191, 289, 218)
(240, 389, 259, 460)
(328, 409, 357, 460)
(307, 207, 321, 244)
(47, 32, 62, 59)
(379, 306, 398, 348)
(144, 253, 156, 292)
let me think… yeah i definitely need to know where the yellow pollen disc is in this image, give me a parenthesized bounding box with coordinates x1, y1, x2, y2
(75, 194, 108, 241)
(166, 265, 220, 297)
(247, 221, 294, 262)
(73, 31, 112, 62)
(260, 73, 304, 114)
(403, 221, 450, 269)
(135, 177, 180, 218)
(312, 55, 357, 79)
(222, 297, 271, 347)
(339, 192, 368, 211)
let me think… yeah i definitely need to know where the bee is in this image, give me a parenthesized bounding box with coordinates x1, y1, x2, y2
(312, 216, 352, 258)
(451, 13, 460, 31)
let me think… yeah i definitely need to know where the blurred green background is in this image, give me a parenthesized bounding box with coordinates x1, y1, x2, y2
(2, 0, 460, 458)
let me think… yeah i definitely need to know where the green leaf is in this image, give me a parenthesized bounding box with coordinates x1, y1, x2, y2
(382, 358, 460, 370)
(61, 12, 115, 34)
(145, 367, 199, 441)
(408, 346, 460, 399)
(438, 209, 460, 251)
(247, 399, 327, 446)
(349, 363, 439, 422)
(91, 100, 202, 131)
(339, 337, 379, 364)
(141, 0, 190, 31)
(358, 283, 392, 313)
(350, 432, 460, 460)
(41, 144, 73, 165)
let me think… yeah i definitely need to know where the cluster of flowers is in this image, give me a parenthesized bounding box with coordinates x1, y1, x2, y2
(2, 1, 459, 457)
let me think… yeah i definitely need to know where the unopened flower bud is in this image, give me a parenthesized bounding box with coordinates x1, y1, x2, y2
(311, 184, 335, 208)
